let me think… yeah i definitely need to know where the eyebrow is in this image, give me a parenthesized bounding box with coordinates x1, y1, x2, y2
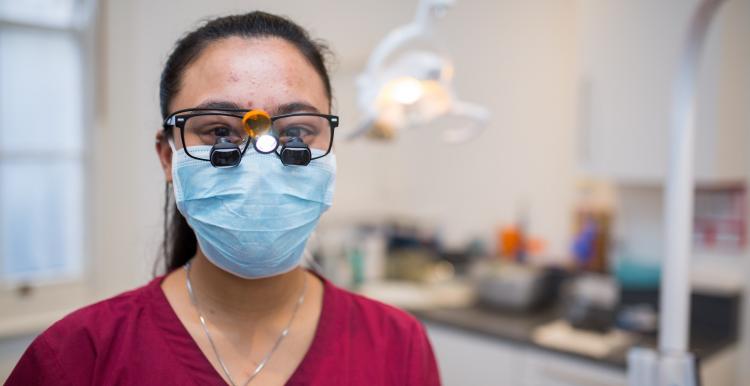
(273, 102, 321, 116)
(194, 100, 243, 110)
(192, 100, 322, 116)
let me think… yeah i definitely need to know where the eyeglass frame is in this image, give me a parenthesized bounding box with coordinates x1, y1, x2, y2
(162, 107, 339, 163)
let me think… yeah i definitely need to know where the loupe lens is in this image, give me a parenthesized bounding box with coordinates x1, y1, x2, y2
(210, 148, 241, 168)
(280, 148, 312, 166)
(210, 138, 242, 168)
(279, 137, 311, 166)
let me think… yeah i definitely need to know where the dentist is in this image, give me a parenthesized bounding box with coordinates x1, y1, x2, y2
(8, 11, 440, 386)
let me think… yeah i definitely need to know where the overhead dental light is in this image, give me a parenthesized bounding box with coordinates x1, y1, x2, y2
(350, 0, 489, 143)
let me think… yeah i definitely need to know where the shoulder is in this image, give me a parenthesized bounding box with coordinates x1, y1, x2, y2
(314, 277, 441, 385)
(6, 277, 165, 385)
(43, 277, 162, 345)
(321, 277, 427, 339)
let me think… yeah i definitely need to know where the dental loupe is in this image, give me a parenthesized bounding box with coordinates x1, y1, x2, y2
(279, 137, 312, 166)
(352, 0, 489, 143)
(209, 134, 243, 168)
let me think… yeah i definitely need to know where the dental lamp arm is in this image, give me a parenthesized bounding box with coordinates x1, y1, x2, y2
(660, 0, 725, 356)
(362, 0, 454, 78)
(627, 0, 727, 385)
(351, 0, 455, 141)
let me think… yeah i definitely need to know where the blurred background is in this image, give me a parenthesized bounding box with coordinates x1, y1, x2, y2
(0, 0, 748, 384)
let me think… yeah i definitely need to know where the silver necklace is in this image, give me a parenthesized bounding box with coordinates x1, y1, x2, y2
(184, 261, 307, 386)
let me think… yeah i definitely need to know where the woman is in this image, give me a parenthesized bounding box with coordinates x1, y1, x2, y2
(7, 11, 440, 386)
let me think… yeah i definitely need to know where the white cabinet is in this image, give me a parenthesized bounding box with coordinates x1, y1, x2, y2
(426, 322, 738, 386)
(576, 0, 749, 183)
(520, 349, 626, 386)
(426, 323, 517, 386)
(425, 323, 626, 386)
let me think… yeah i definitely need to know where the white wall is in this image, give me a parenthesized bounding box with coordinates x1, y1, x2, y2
(326, 1, 578, 256)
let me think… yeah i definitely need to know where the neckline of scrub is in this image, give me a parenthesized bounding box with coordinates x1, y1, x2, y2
(147, 267, 334, 386)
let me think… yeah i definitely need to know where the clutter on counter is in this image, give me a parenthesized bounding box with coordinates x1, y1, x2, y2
(310, 214, 741, 370)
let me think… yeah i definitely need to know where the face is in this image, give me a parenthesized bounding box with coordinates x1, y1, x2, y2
(156, 36, 330, 181)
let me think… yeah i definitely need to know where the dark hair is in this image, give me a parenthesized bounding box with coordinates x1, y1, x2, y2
(157, 11, 333, 274)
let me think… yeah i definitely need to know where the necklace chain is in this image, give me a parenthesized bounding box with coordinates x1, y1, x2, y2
(184, 261, 307, 386)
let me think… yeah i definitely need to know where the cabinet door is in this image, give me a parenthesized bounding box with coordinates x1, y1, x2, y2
(425, 323, 518, 386)
(577, 0, 746, 183)
(425, 322, 627, 386)
(521, 348, 626, 386)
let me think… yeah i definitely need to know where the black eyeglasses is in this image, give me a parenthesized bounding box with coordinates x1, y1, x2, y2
(163, 108, 339, 164)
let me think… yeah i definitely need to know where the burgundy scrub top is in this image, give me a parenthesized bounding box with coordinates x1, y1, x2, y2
(6, 270, 441, 385)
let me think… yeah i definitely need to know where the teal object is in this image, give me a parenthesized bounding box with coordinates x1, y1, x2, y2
(349, 247, 365, 287)
(614, 257, 661, 289)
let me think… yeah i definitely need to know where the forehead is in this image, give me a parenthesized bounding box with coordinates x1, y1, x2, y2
(170, 36, 329, 115)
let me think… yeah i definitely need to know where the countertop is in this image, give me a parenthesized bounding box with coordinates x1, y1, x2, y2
(356, 279, 736, 370)
(412, 303, 735, 370)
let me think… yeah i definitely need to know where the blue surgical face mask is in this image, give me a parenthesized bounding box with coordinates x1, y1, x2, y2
(171, 146, 336, 279)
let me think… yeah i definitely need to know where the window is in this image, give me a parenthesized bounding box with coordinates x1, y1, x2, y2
(0, 0, 95, 284)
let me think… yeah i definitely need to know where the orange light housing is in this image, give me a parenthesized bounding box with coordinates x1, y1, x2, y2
(242, 110, 272, 138)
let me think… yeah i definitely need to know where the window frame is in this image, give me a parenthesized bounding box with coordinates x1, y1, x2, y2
(0, 0, 98, 338)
